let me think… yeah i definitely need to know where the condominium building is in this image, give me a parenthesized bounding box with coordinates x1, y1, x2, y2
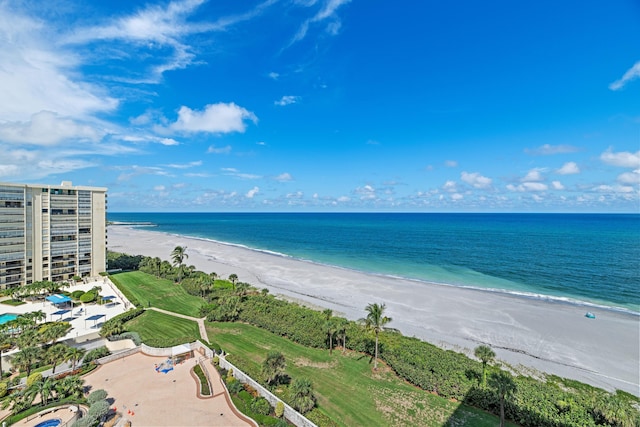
(0, 181, 107, 289)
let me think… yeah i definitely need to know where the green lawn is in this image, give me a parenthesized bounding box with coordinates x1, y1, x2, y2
(125, 310, 201, 347)
(207, 322, 509, 427)
(109, 271, 204, 317)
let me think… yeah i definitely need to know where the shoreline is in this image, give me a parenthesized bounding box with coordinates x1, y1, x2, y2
(107, 225, 640, 396)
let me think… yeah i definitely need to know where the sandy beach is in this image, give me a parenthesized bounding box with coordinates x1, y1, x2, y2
(108, 226, 640, 396)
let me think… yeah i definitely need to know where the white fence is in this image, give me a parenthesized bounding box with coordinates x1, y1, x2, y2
(218, 355, 319, 427)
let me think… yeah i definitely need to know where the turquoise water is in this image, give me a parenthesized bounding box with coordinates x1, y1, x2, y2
(34, 419, 61, 427)
(0, 313, 18, 325)
(109, 213, 640, 314)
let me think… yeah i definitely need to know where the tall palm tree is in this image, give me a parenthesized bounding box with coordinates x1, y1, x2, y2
(361, 302, 393, 370)
(46, 343, 70, 373)
(56, 375, 84, 399)
(10, 346, 41, 377)
(322, 309, 335, 354)
(335, 318, 349, 355)
(66, 347, 86, 370)
(31, 376, 56, 406)
(228, 273, 238, 291)
(262, 351, 286, 386)
(171, 246, 188, 283)
(489, 371, 516, 427)
(474, 344, 496, 386)
(40, 322, 71, 346)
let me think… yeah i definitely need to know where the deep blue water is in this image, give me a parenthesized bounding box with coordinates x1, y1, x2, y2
(108, 213, 640, 314)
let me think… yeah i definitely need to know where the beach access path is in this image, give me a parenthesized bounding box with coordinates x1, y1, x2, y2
(108, 225, 640, 396)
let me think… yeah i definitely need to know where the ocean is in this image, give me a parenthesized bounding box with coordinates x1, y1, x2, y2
(108, 213, 640, 314)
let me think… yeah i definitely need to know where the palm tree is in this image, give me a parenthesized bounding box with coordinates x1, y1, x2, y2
(66, 347, 87, 370)
(0, 333, 13, 376)
(335, 318, 349, 354)
(489, 371, 516, 427)
(56, 375, 84, 399)
(228, 274, 238, 291)
(31, 376, 56, 406)
(361, 302, 393, 370)
(323, 309, 335, 354)
(46, 343, 70, 373)
(171, 246, 188, 283)
(289, 378, 316, 414)
(40, 322, 71, 346)
(10, 346, 41, 377)
(474, 344, 496, 386)
(235, 282, 251, 299)
(262, 351, 286, 386)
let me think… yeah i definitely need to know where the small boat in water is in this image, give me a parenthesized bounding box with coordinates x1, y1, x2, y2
(585, 312, 596, 319)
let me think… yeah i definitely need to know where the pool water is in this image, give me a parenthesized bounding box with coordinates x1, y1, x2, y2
(0, 313, 18, 325)
(34, 419, 61, 427)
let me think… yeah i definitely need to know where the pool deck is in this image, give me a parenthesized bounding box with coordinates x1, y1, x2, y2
(10, 404, 79, 427)
(1, 277, 131, 350)
(82, 352, 255, 426)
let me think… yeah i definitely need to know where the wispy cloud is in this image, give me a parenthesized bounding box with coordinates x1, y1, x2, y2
(165, 161, 202, 169)
(222, 168, 261, 180)
(522, 168, 545, 182)
(208, 145, 233, 154)
(525, 144, 580, 156)
(609, 61, 640, 91)
(275, 95, 301, 106)
(445, 160, 458, 168)
(274, 172, 293, 182)
(246, 186, 260, 198)
(507, 182, 548, 192)
(290, 0, 351, 45)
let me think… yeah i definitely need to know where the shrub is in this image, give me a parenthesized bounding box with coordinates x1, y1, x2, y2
(212, 355, 219, 366)
(108, 332, 142, 345)
(0, 382, 7, 398)
(86, 399, 110, 420)
(87, 389, 108, 405)
(80, 292, 96, 303)
(84, 346, 111, 363)
(26, 372, 42, 388)
(251, 397, 272, 416)
(227, 379, 244, 394)
(71, 290, 85, 300)
(275, 401, 284, 418)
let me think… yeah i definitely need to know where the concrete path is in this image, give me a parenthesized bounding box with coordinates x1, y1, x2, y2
(147, 307, 210, 343)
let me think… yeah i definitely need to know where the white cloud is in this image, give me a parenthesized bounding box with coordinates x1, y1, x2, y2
(274, 96, 300, 106)
(618, 169, 640, 184)
(461, 171, 492, 189)
(268, 72, 279, 80)
(556, 162, 580, 175)
(451, 193, 463, 201)
(522, 168, 545, 182)
(525, 144, 580, 155)
(600, 149, 640, 168)
(551, 181, 565, 190)
(0, 111, 102, 145)
(170, 103, 257, 133)
(507, 182, 548, 192)
(286, 191, 304, 199)
(442, 180, 457, 192)
(153, 185, 166, 191)
(256, 141, 267, 146)
(592, 184, 635, 193)
(246, 186, 260, 198)
(207, 145, 232, 154)
(609, 61, 640, 91)
(336, 196, 350, 202)
(274, 173, 293, 182)
(165, 161, 202, 169)
(355, 185, 376, 200)
(445, 160, 458, 168)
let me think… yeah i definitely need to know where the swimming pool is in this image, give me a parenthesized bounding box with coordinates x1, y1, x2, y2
(34, 418, 61, 427)
(0, 313, 18, 325)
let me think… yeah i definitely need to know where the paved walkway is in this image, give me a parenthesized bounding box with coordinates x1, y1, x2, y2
(147, 307, 210, 343)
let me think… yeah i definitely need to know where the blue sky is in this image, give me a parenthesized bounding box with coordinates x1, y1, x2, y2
(1, 0, 639, 212)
